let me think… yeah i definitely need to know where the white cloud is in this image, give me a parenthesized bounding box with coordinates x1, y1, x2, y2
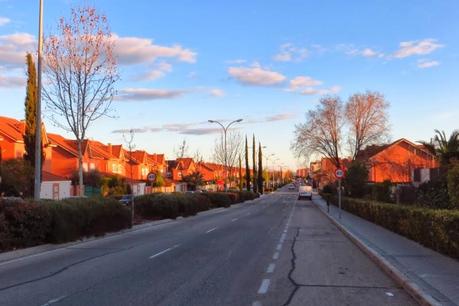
(273, 43, 308, 62)
(417, 59, 440, 69)
(0, 75, 25, 87)
(289, 76, 322, 90)
(138, 62, 172, 80)
(0, 33, 36, 67)
(210, 88, 225, 97)
(347, 47, 384, 58)
(228, 64, 286, 86)
(300, 85, 341, 96)
(265, 113, 296, 122)
(226, 59, 246, 65)
(116, 88, 186, 101)
(394, 39, 443, 58)
(0, 17, 10, 26)
(111, 34, 197, 65)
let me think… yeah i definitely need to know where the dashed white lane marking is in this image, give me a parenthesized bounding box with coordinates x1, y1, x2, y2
(40, 295, 67, 306)
(257, 279, 271, 294)
(276, 243, 282, 251)
(231, 218, 239, 222)
(273, 252, 279, 260)
(252, 301, 263, 306)
(206, 227, 218, 233)
(281, 233, 286, 240)
(246, 212, 251, 216)
(266, 263, 275, 273)
(149, 244, 180, 259)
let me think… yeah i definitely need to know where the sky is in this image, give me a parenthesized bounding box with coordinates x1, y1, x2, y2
(0, 0, 458, 170)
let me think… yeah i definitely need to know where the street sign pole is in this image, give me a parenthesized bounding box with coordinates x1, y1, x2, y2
(338, 178, 342, 219)
(335, 168, 344, 219)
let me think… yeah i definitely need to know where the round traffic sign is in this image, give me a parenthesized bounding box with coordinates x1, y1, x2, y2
(147, 172, 156, 182)
(335, 168, 344, 179)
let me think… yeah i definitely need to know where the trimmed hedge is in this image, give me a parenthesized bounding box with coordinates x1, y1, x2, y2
(324, 194, 459, 258)
(45, 198, 131, 243)
(0, 197, 131, 251)
(0, 190, 259, 252)
(135, 191, 259, 219)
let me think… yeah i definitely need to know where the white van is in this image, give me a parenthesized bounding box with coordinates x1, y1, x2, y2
(298, 185, 313, 200)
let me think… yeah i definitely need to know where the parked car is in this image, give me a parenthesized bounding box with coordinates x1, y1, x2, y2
(298, 185, 313, 200)
(288, 184, 295, 191)
(119, 194, 133, 205)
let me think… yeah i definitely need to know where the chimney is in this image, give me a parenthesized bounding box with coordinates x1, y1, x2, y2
(108, 143, 112, 155)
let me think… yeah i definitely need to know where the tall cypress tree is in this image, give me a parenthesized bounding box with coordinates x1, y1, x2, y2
(252, 134, 257, 193)
(245, 136, 250, 191)
(23, 53, 42, 196)
(24, 53, 37, 164)
(258, 142, 263, 193)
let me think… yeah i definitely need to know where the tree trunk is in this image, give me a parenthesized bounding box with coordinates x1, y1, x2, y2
(77, 139, 84, 196)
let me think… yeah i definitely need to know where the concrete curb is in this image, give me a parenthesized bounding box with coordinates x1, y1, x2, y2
(313, 200, 441, 306)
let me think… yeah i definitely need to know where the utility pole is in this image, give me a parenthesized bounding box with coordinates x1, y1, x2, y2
(34, 0, 44, 200)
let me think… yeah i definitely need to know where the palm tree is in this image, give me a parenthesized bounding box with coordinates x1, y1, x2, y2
(419, 130, 459, 167)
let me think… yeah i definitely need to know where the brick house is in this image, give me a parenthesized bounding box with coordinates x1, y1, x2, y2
(357, 138, 438, 183)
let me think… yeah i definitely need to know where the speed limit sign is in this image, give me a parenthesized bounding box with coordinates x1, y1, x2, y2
(335, 168, 344, 179)
(147, 172, 156, 182)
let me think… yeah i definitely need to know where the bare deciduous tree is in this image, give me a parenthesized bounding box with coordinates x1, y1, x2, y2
(213, 131, 243, 184)
(292, 96, 344, 168)
(346, 91, 390, 159)
(43, 7, 118, 195)
(123, 129, 135, 227)
(174, 139, 189, 159)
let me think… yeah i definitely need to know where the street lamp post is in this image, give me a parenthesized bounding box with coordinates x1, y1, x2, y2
(34, 0, 44, 200)
(208, 118, 243, 191)
(264, 153, 275, 190)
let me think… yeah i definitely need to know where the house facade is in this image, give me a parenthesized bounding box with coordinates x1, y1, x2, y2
(357, 138, 438, 183)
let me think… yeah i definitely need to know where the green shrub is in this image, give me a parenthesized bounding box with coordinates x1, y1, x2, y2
(226, 192, 239, 204)
(344, 161, 368, 198)
(237, 191, 259, 202)
(369, 180, 393, 203)
(201, 192, 232, 208)
(135, 193, 180, 220)
(0, 197, 131, 251)
(322, 183, 337, 195)
(45, 197, 131, 243)
(327, 196, 459, 258)
(417, 177, 451, 209)
(447, 163, 459, 208)
(0, 159, 34, 197)
(0, 199, 51, 250)
(397, 185, 417, 205)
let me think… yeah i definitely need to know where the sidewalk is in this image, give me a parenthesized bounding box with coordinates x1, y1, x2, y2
(313, 195, 459, 306)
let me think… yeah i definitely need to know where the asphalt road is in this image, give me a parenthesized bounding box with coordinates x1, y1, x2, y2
(0, 187, 417, 306)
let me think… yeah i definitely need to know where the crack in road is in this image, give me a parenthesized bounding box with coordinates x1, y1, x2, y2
(0, 246, 133, 292)
(282, 227, 301, 306)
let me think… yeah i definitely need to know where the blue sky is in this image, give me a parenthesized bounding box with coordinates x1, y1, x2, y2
(0, 0, 458, 169)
